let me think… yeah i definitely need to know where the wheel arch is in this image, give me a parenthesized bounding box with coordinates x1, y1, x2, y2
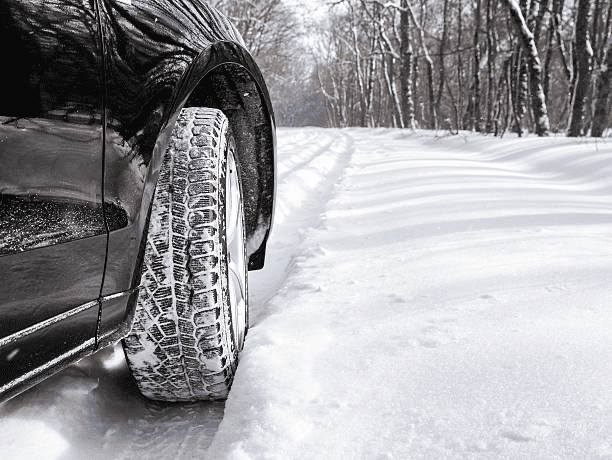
(180, 42, 276, 271)
(99, 41, 274, 352)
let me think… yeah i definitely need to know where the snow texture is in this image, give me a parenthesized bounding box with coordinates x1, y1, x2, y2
(2, 128, 612, 459)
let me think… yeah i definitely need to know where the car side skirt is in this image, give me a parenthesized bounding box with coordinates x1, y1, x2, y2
(0, 289, 136, 403)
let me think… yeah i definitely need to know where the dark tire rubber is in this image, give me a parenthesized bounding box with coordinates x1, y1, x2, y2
(123, 107, 248, 401)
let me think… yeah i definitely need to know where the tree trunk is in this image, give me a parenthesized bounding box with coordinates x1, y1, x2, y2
(486, 0, 496, 132)
(590, 1, 612, 136)
(592, 0, 603, 64)
(457, 0, 465, 130)
(471, 0, 483, 131)
(435, 0, 450, 126)
(591, 42, 612, 136)
(503, 0, 551, 135)
(542, 3, 555, 103)
(548, 0, 572, 127)
(445, 74, 460, 132)
(553, 0, 572, 84)
(365, 9, 378, 127)
(568, 0, 593, 136)
(315, 63, 337, 128)
(599, 0, 612, 62)
(494, 57, 512, 136)
(413, 54, 420, 125)
(511, 0, 530, 133)
(400, 0, 416, 128)
(510, 47, 524, 134)
(531, 0, 549, 127)
(402, 0, 437, 129)
(517, 54, 529, 131)
(508, 55, 522, 134)
(532, 0, 549, 45)
(383, 52, 404, 128)
(346, 4, 367, 127)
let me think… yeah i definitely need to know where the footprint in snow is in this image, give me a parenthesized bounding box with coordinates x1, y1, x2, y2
(295, 283, 323, 292)
(500, 420, 556, 443)
(387, 294, 407, 304)
(417, 325, 453, 349)
(545, 285, 569, 293)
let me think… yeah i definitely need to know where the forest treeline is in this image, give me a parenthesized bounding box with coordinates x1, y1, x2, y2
(212, 0, 612, 136)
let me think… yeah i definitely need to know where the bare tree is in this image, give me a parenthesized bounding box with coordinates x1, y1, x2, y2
(406, 0, 437, 128)
(485, 0, 496, 132)
(465, 0, 483, 131)
(457, 0, 465, 130)
(399, 0, 417, 128)
(568, 0, 593, 136)
(435, 0, 450, 127)
(502, 0, 551, 135)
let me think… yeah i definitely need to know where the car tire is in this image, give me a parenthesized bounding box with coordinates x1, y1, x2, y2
(123, 107, 248, 401)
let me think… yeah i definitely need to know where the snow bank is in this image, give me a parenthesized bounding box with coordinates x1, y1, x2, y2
(208, 129, 612, 459)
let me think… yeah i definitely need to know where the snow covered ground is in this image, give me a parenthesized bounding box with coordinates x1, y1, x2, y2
(3, 128, 612, 459)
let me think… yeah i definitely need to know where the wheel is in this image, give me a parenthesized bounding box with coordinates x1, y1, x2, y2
(123, 107, 248, 401)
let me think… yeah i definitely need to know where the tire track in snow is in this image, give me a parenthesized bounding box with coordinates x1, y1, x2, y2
(273, 128, 353, 225)
(276, 130, 337, 181)
(248, 128, 354, 323)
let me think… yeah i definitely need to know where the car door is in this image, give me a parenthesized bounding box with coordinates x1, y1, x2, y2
(0, 0, 107, 396)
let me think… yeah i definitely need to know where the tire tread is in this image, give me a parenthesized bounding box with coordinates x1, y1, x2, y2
(123, 108, 241, 401)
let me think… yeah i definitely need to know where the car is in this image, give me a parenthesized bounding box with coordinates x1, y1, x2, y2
(0, 0, 276, 402)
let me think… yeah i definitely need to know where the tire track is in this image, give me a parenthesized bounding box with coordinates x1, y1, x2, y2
(276, 128, 337, 180)
(248, 128, 354, 323)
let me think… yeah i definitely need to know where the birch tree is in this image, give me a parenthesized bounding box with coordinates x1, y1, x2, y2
(502, 0, 551, 135)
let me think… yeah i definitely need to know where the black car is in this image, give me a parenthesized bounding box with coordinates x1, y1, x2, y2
(0, 0, 275, 402)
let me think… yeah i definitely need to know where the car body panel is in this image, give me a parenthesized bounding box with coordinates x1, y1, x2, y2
(0, 298, 99, 398)
(0, 0, 106, 396)
(0, 237, 107, 339)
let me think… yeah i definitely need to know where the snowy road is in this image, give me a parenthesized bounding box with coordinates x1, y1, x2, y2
(3, 129, 612, 459)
